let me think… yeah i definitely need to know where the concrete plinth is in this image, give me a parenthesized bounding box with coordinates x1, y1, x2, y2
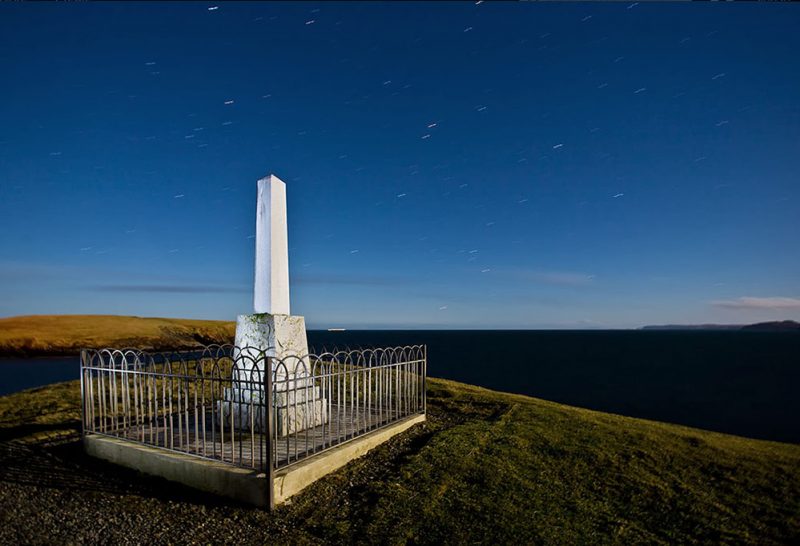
(84, 413, 425, 508)
(233, 313, 309, 365)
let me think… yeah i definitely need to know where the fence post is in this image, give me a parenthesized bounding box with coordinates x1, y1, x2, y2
(265, 354, 275, 511)
(423, 345, 427, 415)
(80, 349, 87, 436)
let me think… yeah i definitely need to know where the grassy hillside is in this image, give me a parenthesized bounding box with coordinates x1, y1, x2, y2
(0, 315, 235, 356)
(1, 378, 798, 544)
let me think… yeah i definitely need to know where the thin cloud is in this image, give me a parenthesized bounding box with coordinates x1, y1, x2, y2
(91, 285, 249, 294)
(710, 297, 800, 310)
(0, 261, 85, 282)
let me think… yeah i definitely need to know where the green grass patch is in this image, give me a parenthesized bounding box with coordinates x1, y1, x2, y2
(1, 378, 798, 544)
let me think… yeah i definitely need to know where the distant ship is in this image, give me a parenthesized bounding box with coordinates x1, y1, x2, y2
(327, 328, 346, 332)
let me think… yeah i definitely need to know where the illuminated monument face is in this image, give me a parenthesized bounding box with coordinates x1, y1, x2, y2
(253, 174, 290, 316)
(227, 174, 326, 435)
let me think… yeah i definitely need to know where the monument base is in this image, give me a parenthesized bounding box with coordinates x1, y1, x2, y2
(221, 400, 328, 437)
(224, 313, 328, 435)
(233, 313, 309, 361)
(220, 385, 328, 436)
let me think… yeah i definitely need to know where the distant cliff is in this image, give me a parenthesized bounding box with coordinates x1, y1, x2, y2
(740, 320, 800, 331)
(642, 320, 800, 332)
(0, 315, 236, 357)
(641, 324, 742, 331)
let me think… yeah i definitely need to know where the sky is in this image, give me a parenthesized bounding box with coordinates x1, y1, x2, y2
(1, 2, 799, 329)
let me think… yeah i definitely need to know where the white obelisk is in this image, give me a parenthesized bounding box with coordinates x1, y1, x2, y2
(234, 174, 308, 359)
(228, 174, 326, 436)
(254, 175, 290, 316)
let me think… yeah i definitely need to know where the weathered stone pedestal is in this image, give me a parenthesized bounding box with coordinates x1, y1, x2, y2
(221, 313, 328, 435)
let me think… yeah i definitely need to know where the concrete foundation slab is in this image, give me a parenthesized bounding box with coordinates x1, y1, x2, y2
(84, 434, 268, 507)
(273, 413, 426, 505)
(84, 413, 426, 509)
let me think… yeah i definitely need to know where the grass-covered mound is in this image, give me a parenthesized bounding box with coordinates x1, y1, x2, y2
(1, 378, 798, 544)
(0, 315, 235, 356)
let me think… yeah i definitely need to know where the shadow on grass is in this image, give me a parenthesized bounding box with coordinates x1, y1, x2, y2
(0, 426, 248, 509)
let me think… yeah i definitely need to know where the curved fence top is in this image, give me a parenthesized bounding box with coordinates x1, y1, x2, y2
(80, 344, 427, 374)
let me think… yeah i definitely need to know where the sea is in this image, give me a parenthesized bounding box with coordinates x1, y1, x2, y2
(1, 330, 798, 444)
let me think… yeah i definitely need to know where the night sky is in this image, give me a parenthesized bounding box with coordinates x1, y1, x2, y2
(1, 2, 799, 328)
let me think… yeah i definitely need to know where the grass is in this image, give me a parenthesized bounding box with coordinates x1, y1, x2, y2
(0, 314, 235, 356)
(1, 377, 798, 544)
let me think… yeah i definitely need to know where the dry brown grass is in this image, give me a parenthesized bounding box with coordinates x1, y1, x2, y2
(0, 315, 235, 357)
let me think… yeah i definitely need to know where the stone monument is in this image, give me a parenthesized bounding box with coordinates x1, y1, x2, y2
(223, 174, 327, 435)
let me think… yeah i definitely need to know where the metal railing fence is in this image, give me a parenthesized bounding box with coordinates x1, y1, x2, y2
(80, 344, 426, 478)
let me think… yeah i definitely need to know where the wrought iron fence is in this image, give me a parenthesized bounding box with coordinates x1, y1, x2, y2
(80, 344, 426, 477)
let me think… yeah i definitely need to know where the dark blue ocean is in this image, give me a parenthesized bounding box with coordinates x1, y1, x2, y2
(2, 330, 798, 443)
